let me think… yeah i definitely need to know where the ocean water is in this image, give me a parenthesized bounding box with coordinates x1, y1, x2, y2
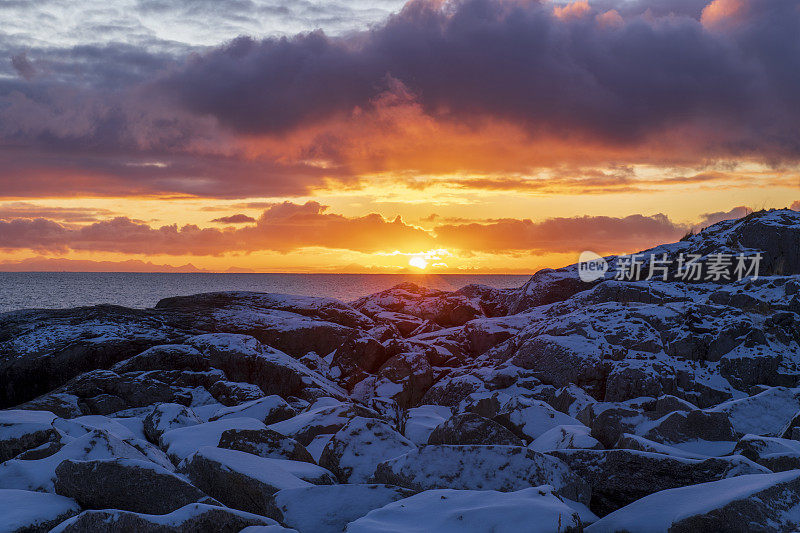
(0, 272, 531, 313)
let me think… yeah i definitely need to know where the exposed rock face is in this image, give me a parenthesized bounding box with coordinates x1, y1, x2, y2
(426, 413, 524, 446)
(373, 445, 591, 505)
(2, 209, 800, 531)
(54, 458, 213, 514)
(551, 449, 768, 516)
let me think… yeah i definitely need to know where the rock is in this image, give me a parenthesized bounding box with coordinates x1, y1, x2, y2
(551, 385, 598, 418)
(319, 417, 416, 483)
(218, 428, 315, 463)
(0, 410, 58, 463)
(427, 413, 523, 446)
(271, 484, 414, 533)
(159, 417, 268, 462)
(373, 445, 591, 505)
(586, 471, 800, 532)
(143, 403, 201, 443)
(613, 434, 718, 459)
(0, 429, 169, 492)
(346, 487, 598, 533)
(642, 409, 736, 444)
(111, 344, 209, 374)
(501, 400, 583, 441)
(208, 380, 266, 406)
(267, 400, 378, 446)
(528, 425, 603, 452)
(0, 489, 80, 533)
(49, 503, 281, 533)
(734, 434, 800, 472)
(402, 405, 453, 445)
(369, 352, 434, 409)
(706, 387, 800, 436)
(550, 449, 769, 516)
(54, 458, 213, 514)
(178, 446, 312, 517)
(210, 396, 295, 425)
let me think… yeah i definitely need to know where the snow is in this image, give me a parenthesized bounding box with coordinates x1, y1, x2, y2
(49, 503, 283, 532)
(210, 395, 290, 423)
(346, 487, 598, 533)
(403, 405, 453, 445)
(160, 417, 267, 461)
(273, 484, 411, 533)
(306, 434, 334, 463)
(0, 410, 57, 440)
(707, 387, 800, 436)
(586, 471, 800, 533)
(528, 425, 601, 452)
(0, 489, 80, 532)
(180, 446, 314, 490)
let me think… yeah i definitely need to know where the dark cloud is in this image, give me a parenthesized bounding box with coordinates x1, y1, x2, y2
(0, 202, 114, 223)
(211, 213, 257, 224)
(157, 0, 800, 160)
(10, 52, 35, 80)
(695, 205, 752, 229)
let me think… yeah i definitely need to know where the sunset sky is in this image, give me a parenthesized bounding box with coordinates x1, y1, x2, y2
(1, 0, 798, 273)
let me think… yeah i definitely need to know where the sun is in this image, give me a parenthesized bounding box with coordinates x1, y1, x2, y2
(408, 255, 428, 270)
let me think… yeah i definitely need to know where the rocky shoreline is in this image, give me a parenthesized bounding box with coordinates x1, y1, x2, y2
(3, 209, 800, 531)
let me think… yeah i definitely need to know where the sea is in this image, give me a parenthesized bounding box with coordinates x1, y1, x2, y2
(0, 272, 532, 313)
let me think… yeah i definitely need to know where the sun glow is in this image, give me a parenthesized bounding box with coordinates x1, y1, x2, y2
(408, 255, 428, 270)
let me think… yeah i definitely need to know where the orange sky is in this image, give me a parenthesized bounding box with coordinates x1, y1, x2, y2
(1, 0, 799, 273)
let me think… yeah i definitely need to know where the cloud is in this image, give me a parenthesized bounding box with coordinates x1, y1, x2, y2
(0, 257, 207, 273)
(0, 0, 799, 198)
(0, 201, 434, 255)
(0, 201, 735, 256)
(434, 213, 689, 254)
(0, 202, 115, 223)
(695, 205, 752, 228)
(211, 214, 257, 224)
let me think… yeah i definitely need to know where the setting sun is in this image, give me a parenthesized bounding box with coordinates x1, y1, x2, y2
(408, 256, 428, 270)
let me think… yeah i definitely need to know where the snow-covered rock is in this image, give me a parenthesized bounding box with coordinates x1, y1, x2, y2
(0, 410, 58, 462)
(178, 446, 316, 516)
(587, 470, 800, 532)
(272, 484, 413, 533)
(551, 449, 769, 516)
(346, 486, 598, 533)
(402, 405, 452, 445)
(267, 400, 378, 446)
(0, 489, 80, 533)
(319, 417, 416, 483)
(159, 417, 267, 462)
(528, 425, 603, 452)
(142, 403, 202, 442)
(373, 445, 591, 505)
(209, 395, 295, 424)
(734, 434, 800, 472)
(427, 413, 523, 446)
(218, 427, 314, 463)
(54, 458, 212, 514)
(49, 503, 281, 532)
(707, 387, 800, 436)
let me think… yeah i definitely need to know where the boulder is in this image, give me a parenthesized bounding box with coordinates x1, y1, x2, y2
(0, 410, 58, 463)
(0, 489, 80, 533)
(143, 403, 201, 443)
(271, 484, 413, 533)
(550, 449, 769, 516)
(402, 405, 453, 445)
(586, 471, 800, 532)
(178, 446, 312, 517)
(209, 396, 295, 425)
(427, 413, 524, 446)
(208, 380, 265, 406)
(706, 387, 800, 437)
(54, 458, 213, 514)
(49, 503, 282, 532)
(218, 428, 314, 463)
(373, 445, 591, 505)
(734, 434, 800, 472)
(318, 417, 416, 483)
(267, 400, 378, 446)
(528, 425, 603, 452)
(159, 417, 268, 462)
(347, 487, 598, 533)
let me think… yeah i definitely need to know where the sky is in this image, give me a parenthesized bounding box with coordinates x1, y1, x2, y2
(0, 0, 798, 273)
